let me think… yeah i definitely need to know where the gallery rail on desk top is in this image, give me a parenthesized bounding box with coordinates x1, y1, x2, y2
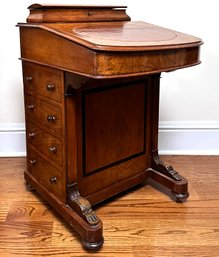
(26, 4, 131, 23)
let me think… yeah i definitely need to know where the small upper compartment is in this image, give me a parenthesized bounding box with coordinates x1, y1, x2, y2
(27, 4, 131, 23)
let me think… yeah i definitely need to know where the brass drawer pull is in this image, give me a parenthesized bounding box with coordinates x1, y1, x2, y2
(49, 146, 57, 153)
(28, 132, 35, 138)
(29, 159, 37, 165)
(26, 76, 33, 82)
(50, 176, 58, 184)
(47, 115, 56, 122)
(47, 84, 55, 91)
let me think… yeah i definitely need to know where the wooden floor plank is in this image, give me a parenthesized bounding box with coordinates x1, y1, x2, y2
(132, 246, 219, 257)
(0, 156, 219, 256)
(5, 201, 56, 222)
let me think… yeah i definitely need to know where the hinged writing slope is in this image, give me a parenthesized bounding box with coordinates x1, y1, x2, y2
(19, 21, 202, 78)
(18, 4, 202, 250)
(18, 15, 202, 78)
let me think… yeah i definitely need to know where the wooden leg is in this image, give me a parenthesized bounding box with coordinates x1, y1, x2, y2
(60, 95, 104, 250)
(67, 183, 104, 250)
(148, 74, 189, 202)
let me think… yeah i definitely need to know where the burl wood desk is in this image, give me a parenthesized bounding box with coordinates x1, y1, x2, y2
(17, 4, 202, 250)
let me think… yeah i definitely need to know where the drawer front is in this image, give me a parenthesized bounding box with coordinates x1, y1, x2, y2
(25, 95, 63, 135)
(27, 148, 65, 200)
(22, 62, 63, 103)
(26, 121, 63, 167)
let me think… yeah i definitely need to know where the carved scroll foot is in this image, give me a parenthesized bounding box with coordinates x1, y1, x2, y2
(67, 183, 99, 225)
(67, 183, 104, 250)
(150, 150, 189, 202)
(152, 150, 183, 181)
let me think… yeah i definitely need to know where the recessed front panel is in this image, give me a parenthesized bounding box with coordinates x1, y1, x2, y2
(82, 81, 146, 176)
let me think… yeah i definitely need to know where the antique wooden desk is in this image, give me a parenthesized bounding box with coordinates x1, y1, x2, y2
(17, 4, 202, 250)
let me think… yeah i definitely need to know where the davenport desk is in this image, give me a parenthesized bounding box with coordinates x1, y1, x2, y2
(17, 4, 202, 250)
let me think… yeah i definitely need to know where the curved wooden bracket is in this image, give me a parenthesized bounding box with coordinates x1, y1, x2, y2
(67, 183, 99, 226)
(64, 72, 90, 95)
(152, 150, 182, 181)
(150, 150, 189, 202)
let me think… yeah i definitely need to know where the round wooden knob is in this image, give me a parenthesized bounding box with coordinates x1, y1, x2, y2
(50, 176, 58, 184)
(27, 105, 34, 110)
(26, 76, 33, 81)
(29, 159, 36, 165)
(47, 84, 55, 91)
(48, 146, 57, 153)
(28, 132, 35, 138)
(47, 115, 56, 122)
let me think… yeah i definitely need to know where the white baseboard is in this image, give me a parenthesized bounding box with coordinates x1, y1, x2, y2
(0, 121, 219, 157)
(0, 123, 26, 157)
(159, 121, 219, 155)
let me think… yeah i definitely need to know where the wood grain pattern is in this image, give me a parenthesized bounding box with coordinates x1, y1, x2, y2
(18, 21, 202, 78)
(25, 94, 63, 136)
(41, 21, 202, 51)
(26, 121, 64, 168)
(1, 156, 219, 256)
(22, 62, 64, 104)
(19, 27, 96, 77)
(96, 47, 200, 76)
(84, 82, 145, 174)
(27, 148, 65, 201)
(26, 4, 130, 23)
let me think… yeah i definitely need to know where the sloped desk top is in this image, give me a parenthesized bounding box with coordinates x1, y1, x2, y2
(38, 21, 201, 51)
(18, 4, 202, 78)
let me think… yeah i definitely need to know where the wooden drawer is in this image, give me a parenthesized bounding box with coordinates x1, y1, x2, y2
(25, 94, 63, 135)
(22, 62, 63, 103)
(27, 148, 65, 200)
(26, 121, 63, 167)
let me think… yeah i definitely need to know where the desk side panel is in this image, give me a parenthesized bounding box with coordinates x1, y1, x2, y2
(19, 27, 95, 76)
(74, 78, 153, 203)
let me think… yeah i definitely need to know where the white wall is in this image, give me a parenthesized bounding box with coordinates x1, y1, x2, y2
(0, 0, 219, 156)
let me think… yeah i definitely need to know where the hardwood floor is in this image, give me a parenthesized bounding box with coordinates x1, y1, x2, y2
(0, 156, 219, 257)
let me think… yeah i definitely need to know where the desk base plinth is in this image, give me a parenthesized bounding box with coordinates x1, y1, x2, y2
(24, 153, 189, 250)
